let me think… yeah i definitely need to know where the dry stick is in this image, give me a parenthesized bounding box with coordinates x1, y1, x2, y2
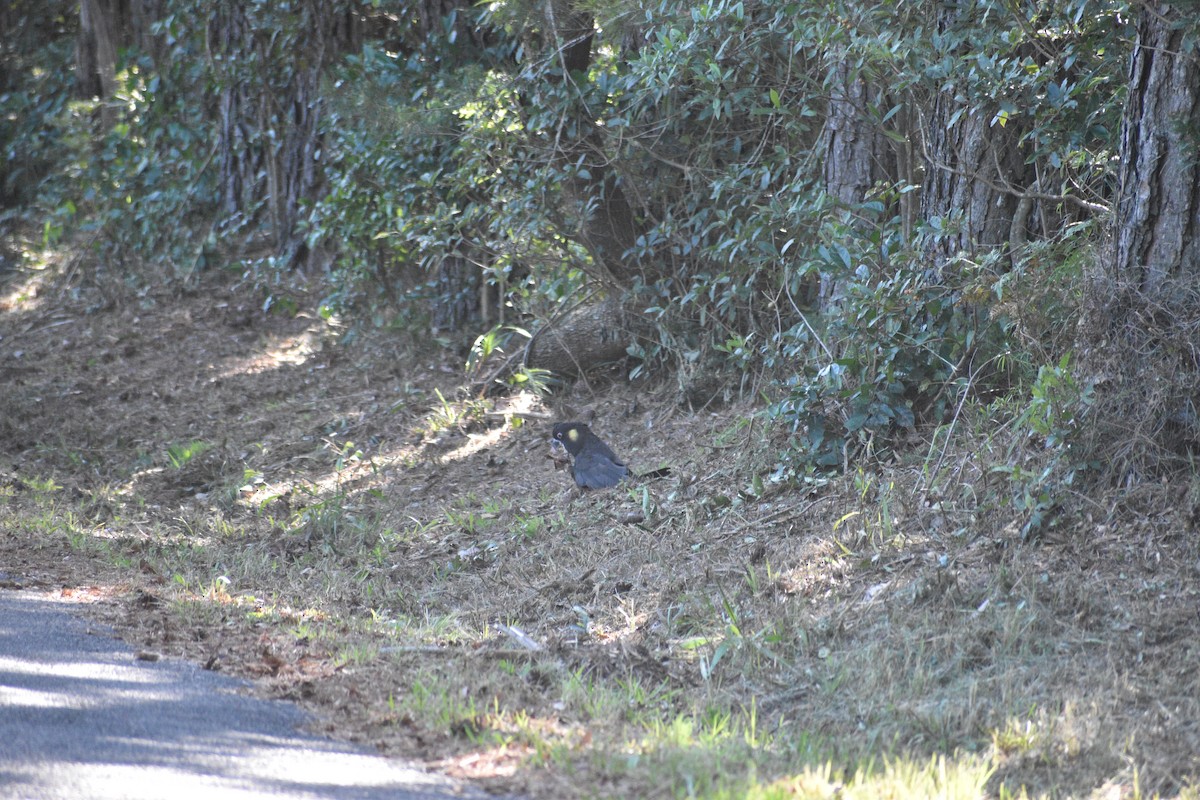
(917, 355, 993, 501)
(783, 279, 833, 360)
(378, 644, 556, 660)
(483, 409, 552, 421)
(9, 317, 75, 341)
(717, 495, 830, 540)
(498, 624, 544, 652)
(926, 145, 1109, 216)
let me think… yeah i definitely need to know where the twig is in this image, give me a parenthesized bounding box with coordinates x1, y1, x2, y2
(7, 317, 75, 341)
(925, 146, 1109, 215)
(718, 495, 830, 539)
(483, 410, 552, 421)
(498, 624, 544, 652)
(783, 282, 833, 360)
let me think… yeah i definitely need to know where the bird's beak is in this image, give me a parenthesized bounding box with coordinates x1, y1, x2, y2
(548, 438, 570, 466)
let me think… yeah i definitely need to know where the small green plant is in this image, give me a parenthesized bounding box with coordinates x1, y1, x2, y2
(444, 506, 488, 535)
(425, 389, 489, 435)
(991, 716, 1042, 756)
(508, 365, 556, 395)
(334, 643, 378, 667)
(995, 353, 1093, 538)
(465, 324, 528, 375)
(328, 439, 363, 471)
(406, 677, 489, 740)
(290, 493, 351, 549)
(20, 475, 62, 494)
(514, 514, 546, 539)
(1020, 353, 1088, 450)
(167, 440, 212, 469)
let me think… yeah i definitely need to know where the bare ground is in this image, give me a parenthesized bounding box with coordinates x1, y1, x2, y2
(2, 255, 1199, 799)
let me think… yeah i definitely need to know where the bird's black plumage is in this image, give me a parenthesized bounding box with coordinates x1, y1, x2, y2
(551, 422, 630, 489)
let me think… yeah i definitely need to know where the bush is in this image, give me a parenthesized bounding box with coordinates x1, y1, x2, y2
(773, 252, 1001, 469)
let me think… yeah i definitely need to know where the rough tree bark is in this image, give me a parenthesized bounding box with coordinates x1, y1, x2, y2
(542, 0, 644, 284)
(920, 105, 1036, 273)
(822, 68, 895, 210)
(919, 7, 1041, 274)
(524, 297, 635, 378)
(818, 64, 900, 305)
(208, 0, 363, 268)
(1080, 2, 1200, 476)
(1113, 3, 1200, 297)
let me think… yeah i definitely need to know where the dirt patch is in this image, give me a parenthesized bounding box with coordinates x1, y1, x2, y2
(3, 256, 1200, 798)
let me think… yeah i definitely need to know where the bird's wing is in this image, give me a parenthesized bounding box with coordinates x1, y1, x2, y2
(572, 449, 629, 489)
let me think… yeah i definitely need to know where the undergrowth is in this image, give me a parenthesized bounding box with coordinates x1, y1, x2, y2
(4, 256, 1198, 799)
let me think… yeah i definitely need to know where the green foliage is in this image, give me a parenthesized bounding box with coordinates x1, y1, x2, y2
(86, 56, 216, 275)
(464, 324, 558, 393)
(502, 0, 1126, 399)
(0, 4, 78, 217)
(2, 2, 218, 276)
(3, 0, 1133, 439)
(610, 0, 832, 314)
(775, 259, 996, 469)
(308, 25, 584, 326)
(922, 0, 1127, 180)
(166, 440, 212, 470)
(1022, 353, 1089, 451)
(992, 352, 1094, 538)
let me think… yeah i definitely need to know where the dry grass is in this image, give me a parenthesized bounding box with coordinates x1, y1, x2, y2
(1077, 265, 1200, 482)
(2, 252, 1200, 799)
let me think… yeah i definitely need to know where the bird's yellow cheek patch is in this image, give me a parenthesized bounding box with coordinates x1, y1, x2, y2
(568, 429, 580, 443)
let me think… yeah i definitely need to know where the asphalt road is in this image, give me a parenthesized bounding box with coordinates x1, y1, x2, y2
(0, 588, 496, 800)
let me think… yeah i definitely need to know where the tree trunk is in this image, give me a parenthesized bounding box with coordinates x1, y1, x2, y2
(209, 0, 364, 268)
(541, 0, 644, 284)
(1113, 3, 1200, 297)
(525, 297, 637, 378)
(506, 0, 648, 380)
(1079, 2, 1200, 478)
(919, 7, 1038, 274)
(76, 0, 122, 129)
(920, 102, 1034, 272)
(822, 68, 894, 209)
(818, 64, 899, 305)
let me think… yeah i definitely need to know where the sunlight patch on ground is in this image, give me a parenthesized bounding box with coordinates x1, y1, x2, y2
(237, 450, 388, 510)
(434, 712, 584, 781)
(0, 264, 52, 315)
(433, 392, 544, 464)
(0, 653, 163, 687)
(236, 395, 541, 512)
(590, 598, 651, 644)
(436, 744, 529, 780)
(51, 585, 124, 604)
(761, 753, 996, 799)
(217, 330, 322, 377)
(442, 424, 510, 463)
